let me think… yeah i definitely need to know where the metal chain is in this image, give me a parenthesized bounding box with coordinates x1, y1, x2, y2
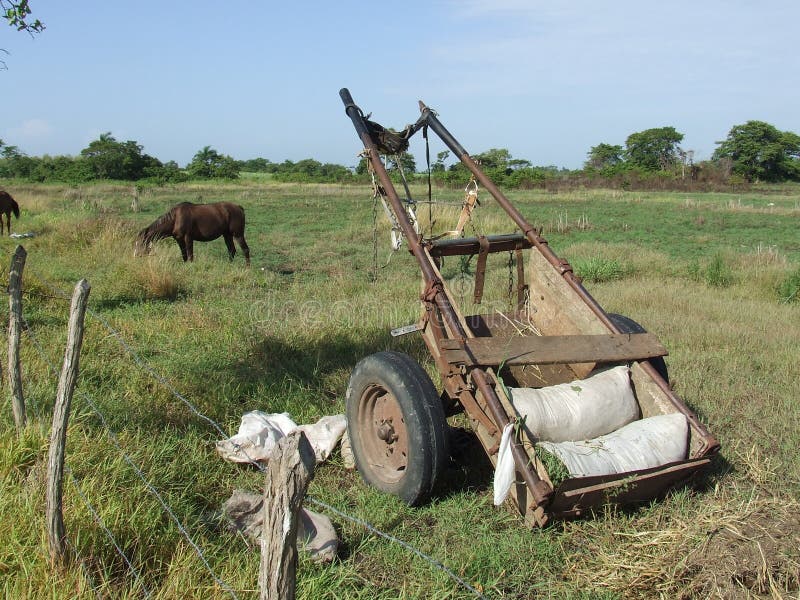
(364, 150, 379, 283)
(372, 188, 379, 283)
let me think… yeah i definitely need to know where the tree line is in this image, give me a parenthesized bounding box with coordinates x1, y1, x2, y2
(1, 120, 798, 189)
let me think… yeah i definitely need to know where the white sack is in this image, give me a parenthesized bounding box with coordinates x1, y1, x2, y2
(493, 423, 516, 506)
(216, 411, 346, 465)
(509, 366, 638, 443)
(538, 412, 689, 478)
(297, 414, 348, 463)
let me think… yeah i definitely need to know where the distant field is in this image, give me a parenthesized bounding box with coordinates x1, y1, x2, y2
(1, 180, 799, 598)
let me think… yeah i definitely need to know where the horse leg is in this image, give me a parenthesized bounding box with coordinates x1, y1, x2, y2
(235, 235, 250, 267)
(6, 213, 10, 236)
(223, 234, 236, 261)
(176, 238, 188, 262)
(185, 237, 195, 262)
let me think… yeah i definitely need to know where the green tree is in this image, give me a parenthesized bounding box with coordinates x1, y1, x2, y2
(2, 0, 44, 68)
(80, 132, 159, 180)
(625, 127, 684, 171)
(0, 142, 35, 178)
(386, 151, 416, 174)
(712, 120, 800, 182)
(431, 150, 450, 173)
(187, 146, 239, 179)
(474, 148, 511, 169)
(585, 143, 624, 170)
(239, 157, 273, 173)
(2, 0, 43, 33)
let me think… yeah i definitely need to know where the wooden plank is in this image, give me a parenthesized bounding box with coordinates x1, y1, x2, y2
(428, 233, 531, 257)
(441, 332, 667, 367)
(548, 458, 711, 516)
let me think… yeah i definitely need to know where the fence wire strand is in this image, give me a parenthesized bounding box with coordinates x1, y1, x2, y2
(23, 269, 490, 600)
(66, 464, 153, 599)
(21, 311, 238, 600)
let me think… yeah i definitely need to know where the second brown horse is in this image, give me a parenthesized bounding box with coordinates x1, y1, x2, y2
(0, 190, 20, 236)
(135, 201, 250, 266)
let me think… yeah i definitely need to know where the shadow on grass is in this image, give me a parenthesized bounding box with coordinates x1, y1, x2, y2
(227, 328, 500, 501)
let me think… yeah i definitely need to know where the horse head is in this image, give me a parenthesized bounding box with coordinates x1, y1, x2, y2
(133, 230, 153, 257)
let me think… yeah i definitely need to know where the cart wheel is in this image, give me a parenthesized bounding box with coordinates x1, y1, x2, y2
(346, 351, 448, 505)
(608, 313, 670, 383)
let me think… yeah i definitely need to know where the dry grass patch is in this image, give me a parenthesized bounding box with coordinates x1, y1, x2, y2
(561, 477, 800, 598)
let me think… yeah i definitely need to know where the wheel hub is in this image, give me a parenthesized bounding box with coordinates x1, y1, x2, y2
(356, 386, 409, 484)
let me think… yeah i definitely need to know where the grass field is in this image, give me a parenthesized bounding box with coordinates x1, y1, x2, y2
(1, 179, 799, 599)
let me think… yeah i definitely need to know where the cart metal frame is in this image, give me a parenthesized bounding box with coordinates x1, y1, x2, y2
(340, 89, 719, 526)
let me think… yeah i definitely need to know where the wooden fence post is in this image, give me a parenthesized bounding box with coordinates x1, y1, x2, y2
(131, 185, 140, 213)
(46, 279, 91, 563)
(8, 245, 27, 431)
(259, 432, 316, 600)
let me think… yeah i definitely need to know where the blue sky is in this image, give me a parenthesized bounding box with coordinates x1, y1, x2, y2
(2, 1, 799, 170)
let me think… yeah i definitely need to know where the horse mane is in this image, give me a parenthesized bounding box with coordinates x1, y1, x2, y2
(137, 202, 193, 245)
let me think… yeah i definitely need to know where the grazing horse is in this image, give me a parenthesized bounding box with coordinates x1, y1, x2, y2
(134, 201, 250, 266)
(0, 190, 20, 236)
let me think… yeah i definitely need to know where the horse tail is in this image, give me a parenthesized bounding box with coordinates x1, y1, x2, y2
(12, 199, 19, 219)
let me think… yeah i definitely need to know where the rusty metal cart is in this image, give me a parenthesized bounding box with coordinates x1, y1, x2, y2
(340, 88, 719, 527)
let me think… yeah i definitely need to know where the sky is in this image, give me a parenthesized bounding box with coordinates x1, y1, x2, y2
(2, 1, 799, 170)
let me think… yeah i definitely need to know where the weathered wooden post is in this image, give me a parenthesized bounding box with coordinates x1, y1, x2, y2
(46, 279, 91, 563)
(8, 245, 26, 431)
(259, 432, 316, 600)
(131, 185, 141, 213)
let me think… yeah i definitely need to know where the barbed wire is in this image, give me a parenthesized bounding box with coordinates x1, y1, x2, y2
(63, 536, 105, 600)
(306, 497, 488, 598)
(22, 269, 490, 599)
(21, 316, 151, 597)
(21, 312, 238, 600)
(66, 464, 153, 599)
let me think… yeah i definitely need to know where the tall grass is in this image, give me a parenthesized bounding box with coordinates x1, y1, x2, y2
(1, 181, 799, 598)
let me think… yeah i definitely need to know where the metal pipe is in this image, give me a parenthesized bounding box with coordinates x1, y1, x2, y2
(340, 89, 468, 340)
(419, 100, 719, 451)
(418, 103, 619, 327)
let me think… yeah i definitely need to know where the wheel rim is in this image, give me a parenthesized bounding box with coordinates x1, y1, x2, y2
(356, 384, 409, 485)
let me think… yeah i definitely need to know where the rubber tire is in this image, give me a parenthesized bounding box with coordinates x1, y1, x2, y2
(607, 313, 670, 383)
(346, 351, 448, 506)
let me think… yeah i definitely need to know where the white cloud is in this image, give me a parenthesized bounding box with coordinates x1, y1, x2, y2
(8, 118, 52, 140)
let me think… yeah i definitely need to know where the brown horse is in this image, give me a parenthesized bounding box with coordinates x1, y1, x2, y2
(0, 190, 20, 236)
(134, 202, 250, 266)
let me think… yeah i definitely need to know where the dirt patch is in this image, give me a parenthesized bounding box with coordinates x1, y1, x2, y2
(562, 486, 800, 598)
(681, 499, 800, 598)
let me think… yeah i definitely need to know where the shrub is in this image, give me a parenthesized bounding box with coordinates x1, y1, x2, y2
(573, 257, 626, 283)
(777, 267, 800, 303)
(704, 254, 733, 287)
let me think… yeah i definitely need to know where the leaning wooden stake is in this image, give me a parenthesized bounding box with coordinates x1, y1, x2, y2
(259, 432, 316, 600)
(8, 245, 27, 431)
(46, 279, 91, 563)
(131, 185, 140, 212)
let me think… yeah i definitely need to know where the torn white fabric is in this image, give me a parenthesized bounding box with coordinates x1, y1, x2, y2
(296, 415, 348, 463)
(223, 489, 338, 562)
(509, 366, 638, 443)
(538, 412, 689, 478)
(216, 411, 346, 465)
(340, 430, 355, 470)
(493, 423, 516, 506)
